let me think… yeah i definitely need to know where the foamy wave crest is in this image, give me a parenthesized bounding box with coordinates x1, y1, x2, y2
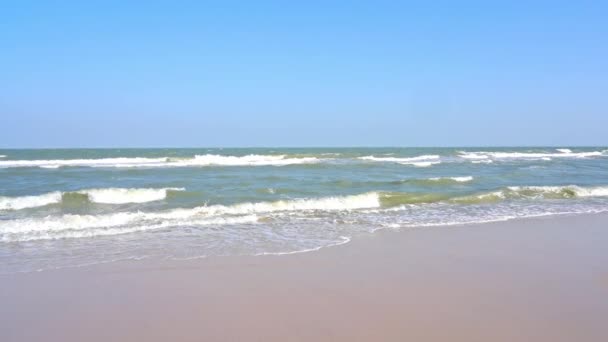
(457, 151, 489, 160)
(459, 150, 603, 161)
(0, 155, 321, 168)
(0, 193, 382, 241)
(0, 188, 184, 210)
(428, 176, 474, 183)
(78, 187, 185, 204)
(452, 185, 608, 204)
(0, 155, 6, 158)
(172, 154, 320, 166)
(2, 215, 260, 242)
(359, 155, 441, 167)
(196, 192, 381, 216)
(0, 192, 63, 210)
(0, 157, 169, 168)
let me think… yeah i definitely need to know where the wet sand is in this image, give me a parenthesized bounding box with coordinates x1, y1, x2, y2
(2, 213, 608, 341)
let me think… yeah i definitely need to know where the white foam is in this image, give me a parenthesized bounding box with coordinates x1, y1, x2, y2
(457, 151, 489, 160)
(5, 215, 260, 242)
(409, 161, 441, 167)
(0, 157, 169, 168)
(174, 154, 320, 166)
(460, 150, 603, 161)
(190, 192, 381, 218)
(504, 185, 608, 198)
(0, 193, 382, 240)
(428, 176, 473, 182)
(256, 236, 352, 256)
(556, 148, 572, 153)
(565, 186, 608, 197)
(0, 155, 321, 169)
(0, 188, 184, 210)
(0, 155, 6, 158)
(0, 192, 62, 210)
(78, 187, 184, 204)
(359, 155, 441, 166)
(359, 155, 440, 162)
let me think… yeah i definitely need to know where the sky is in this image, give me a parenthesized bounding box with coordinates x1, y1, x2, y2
(1, 1, 607, 147)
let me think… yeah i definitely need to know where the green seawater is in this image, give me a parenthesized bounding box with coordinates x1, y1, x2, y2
(1, 147, 607, 272)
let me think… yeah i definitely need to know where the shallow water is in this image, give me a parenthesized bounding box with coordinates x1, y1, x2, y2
(1, 147, 607, 273)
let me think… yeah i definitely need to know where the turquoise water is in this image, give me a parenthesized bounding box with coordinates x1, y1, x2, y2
(1, 147, 607, 273)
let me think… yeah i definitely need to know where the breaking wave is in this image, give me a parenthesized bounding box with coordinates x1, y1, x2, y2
(0, 193, 381, 241)
(0, 154, 322, 168)
(181, 154, 320, 166)
(458, 150, 604, 161)
(4, 185, 607, 242)
(1, 215, 260, 242)
(0, 192, 63, 210)
(451, 185, 608, 204)
(0, 188, 184, 210)
(358, 155, 441, 167)
(427, 176, 474, 183)
(78, 187, 185, 204)
(393, 176, 474, 186)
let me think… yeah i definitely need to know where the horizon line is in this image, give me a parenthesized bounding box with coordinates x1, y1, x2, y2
(1, 145, 607, 150)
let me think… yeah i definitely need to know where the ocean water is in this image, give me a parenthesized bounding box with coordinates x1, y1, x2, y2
(1, 147, 607, 273)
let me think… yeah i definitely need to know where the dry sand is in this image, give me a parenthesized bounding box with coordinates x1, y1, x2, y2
(2, 213, 608, 341)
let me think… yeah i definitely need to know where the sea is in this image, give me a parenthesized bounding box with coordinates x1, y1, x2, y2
(1, 147, 607, 273)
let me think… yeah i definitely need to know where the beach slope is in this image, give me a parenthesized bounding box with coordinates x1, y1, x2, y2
(2, 213, 608, 341)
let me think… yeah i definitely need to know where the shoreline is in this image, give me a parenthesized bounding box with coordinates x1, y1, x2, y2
(2, 213, 608, 341)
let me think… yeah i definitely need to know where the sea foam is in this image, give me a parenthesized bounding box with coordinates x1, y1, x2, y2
(428, 176, 474, 183)
(452, 185, 608, 203)
(78, 187, 185, 204)
(0, 192, 63, 210)
(0, 155, 321, 169)
(0, 193, 382, 240)
(459, 150, 603, 161)
(358, 155, 441, 166)
(0, 188, 184, 210)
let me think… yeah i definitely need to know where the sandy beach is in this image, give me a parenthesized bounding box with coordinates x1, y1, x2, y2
(1, 213, 607, 341)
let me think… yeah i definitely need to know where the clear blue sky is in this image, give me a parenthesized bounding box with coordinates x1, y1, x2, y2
(1, 1, 607, 147)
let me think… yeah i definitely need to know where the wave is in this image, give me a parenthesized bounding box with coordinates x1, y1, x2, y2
(393, 176, 474, 186)
(174, 154, 321, 166)
(0, 193, 381, 241)
(0, 155, 6, 158)
(0, 188, 184, 210)
(0, 192, 63, 210)
(78, 187, 185, 204)
(374, 185, 608, 208)
(428, 176, 473, 183)
(358, 155, 441, 167)
(342, 185, 608, 208)
(459, 150, 603, 161)
(2, 215, 260, 242)
(2, 186, 608, 241)
(0, 157, 169, 168)
(451, 185, 608, 204)
(0, 154, 321, 169)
